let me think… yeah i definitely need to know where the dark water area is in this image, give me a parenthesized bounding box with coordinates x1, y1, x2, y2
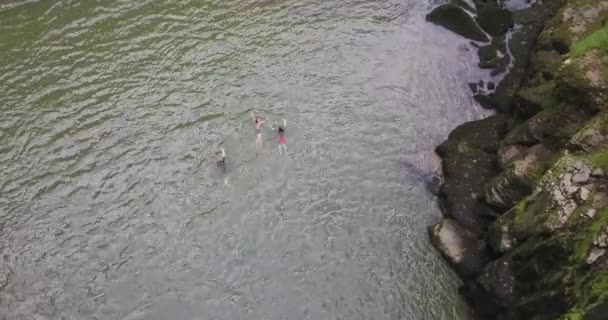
(0, 0, 491, 319)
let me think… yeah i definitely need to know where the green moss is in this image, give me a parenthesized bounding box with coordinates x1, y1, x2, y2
(590, 150, 608, 171)
(573, 208, 608, 262)
(517, 81, 557, 110)
(561, 311, 583, 320)
(515, 198, 529, 216)
(571, 26, 608, 57)
(562, 270, 608, 319)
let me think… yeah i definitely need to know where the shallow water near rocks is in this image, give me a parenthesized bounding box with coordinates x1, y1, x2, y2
(0, 0, 489, 319)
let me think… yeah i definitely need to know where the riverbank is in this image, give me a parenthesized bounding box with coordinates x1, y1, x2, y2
(426, 0, 608, 318)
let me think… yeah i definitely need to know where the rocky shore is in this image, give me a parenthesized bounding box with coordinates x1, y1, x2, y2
(426, 0, 608, 318)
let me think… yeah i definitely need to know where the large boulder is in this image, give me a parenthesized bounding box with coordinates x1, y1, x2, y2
(484, 144, 553, 211)
(557, 49, 608, 109)
(477, 42, 510, 70)
(429, 218, 490, 278)
(426, 4, 489, 42)
(477, 7, 514, 36)
(436, 115, 508, 234)
(460, 256, 516, 319)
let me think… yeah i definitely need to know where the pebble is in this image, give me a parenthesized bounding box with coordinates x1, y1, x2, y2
(572, 171, 590, 184)
(564, 183, 579, 196)
(579, 187, 591, 201)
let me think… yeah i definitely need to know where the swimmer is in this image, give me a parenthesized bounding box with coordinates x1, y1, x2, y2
(217, 148, 226, 171)
(276, 119, 287, 155)
(217, 148, 231, 188)
(252, 112, 265, 149)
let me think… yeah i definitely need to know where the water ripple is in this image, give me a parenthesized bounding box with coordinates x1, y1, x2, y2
(0, 0, 492, 319)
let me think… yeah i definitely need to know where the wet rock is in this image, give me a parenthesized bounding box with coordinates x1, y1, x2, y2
(474, 201, 502, 219)
(429, 218, 490, 278)
(426, 4, 489, 42)
(474, 93, 498, 109)
(487, 81, 496, 90)
(492, 3, 554, 113)
(436, 115, 507, 234)
(461, 256, 515, 319)
(451, 0, 476, 13)
(477, 7, 514, 36)
(478, 45, 501, 69)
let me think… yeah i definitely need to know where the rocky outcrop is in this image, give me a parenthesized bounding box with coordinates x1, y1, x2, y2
(436, 115, 507, 234)
(426, 0, 608, 319)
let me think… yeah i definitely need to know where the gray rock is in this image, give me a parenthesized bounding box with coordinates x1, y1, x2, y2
(554, 199, 578, 228)
(561, 172, 573, 185)
(564, 183, 580, 196)
(587, 247, 606, 264)
(572, 171, 591, 184)
(579, 187, 591, 202)
(429, 218, 489, 278)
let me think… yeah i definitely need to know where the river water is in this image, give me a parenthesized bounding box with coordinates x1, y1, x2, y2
(0, 0, 490, 319)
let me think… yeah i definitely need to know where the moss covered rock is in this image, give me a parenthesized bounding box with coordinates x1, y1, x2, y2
(436, 115, 508, 234)
(568, 112, 608, 153)
(477, 7, 514, 36)
(485, 144, 553, 211)
(538, 0, 608, 53)
(429, 1, 608, 318)
(558, 49, 608, 108)
(426, 4, 489, 42)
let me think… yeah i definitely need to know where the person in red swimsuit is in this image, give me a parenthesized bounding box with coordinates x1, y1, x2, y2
(276, 119, 287, 155)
